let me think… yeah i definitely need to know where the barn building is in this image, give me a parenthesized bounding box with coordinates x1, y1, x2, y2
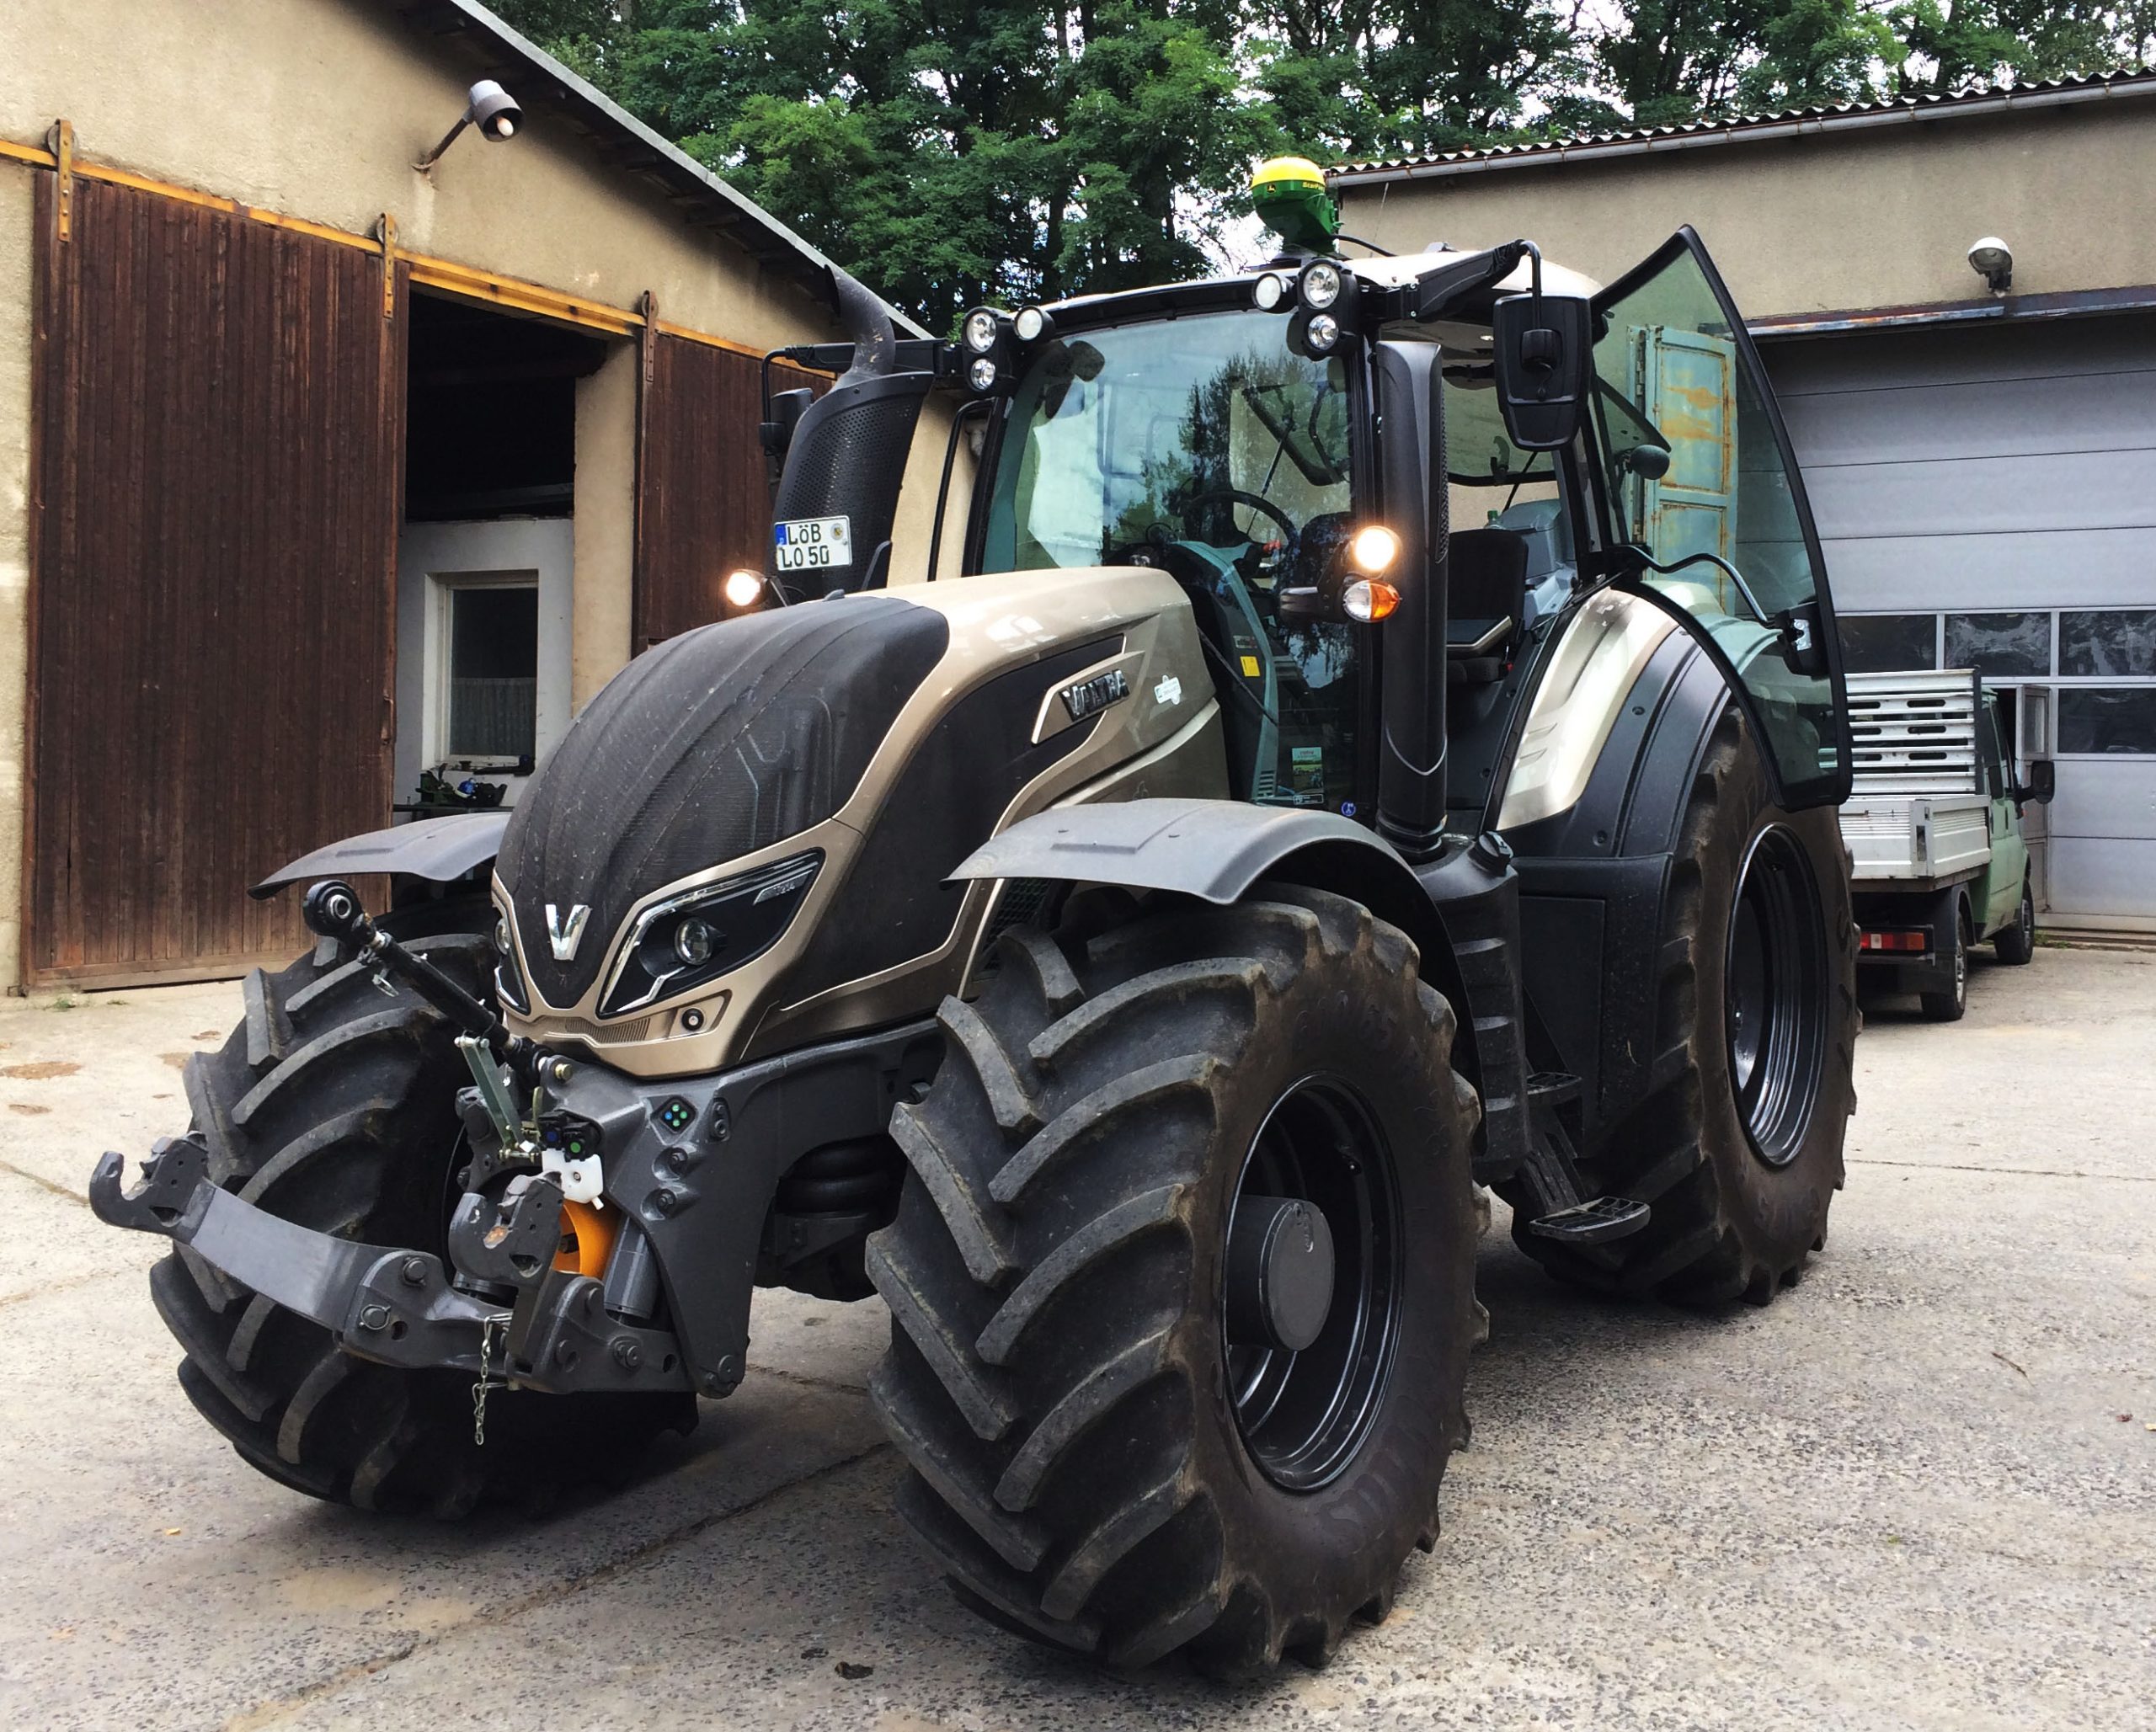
(0, 0, 946, 989)
(1337, 74, 2156, 936)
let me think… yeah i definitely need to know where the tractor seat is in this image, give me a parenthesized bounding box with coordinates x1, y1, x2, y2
(1446, 527, 1529, 685)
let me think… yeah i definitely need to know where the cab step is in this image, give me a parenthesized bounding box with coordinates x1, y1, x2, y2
(1527, 1196, 1651, 1245)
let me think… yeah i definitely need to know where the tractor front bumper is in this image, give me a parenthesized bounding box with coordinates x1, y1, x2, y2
(89, 1135, 690, 1396)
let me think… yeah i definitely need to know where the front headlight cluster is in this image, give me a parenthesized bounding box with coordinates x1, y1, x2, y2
(958, 301, 1057, 394)
(1251, 257, 1359, 357)
(596, 850, 824, 1019)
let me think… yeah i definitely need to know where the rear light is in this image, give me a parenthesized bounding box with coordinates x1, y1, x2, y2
(1860, 930, 1929, 953)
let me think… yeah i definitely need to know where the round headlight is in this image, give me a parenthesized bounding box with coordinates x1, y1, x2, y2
(493, 912, 511, 955)
(1012, 305, 1049, 343)
(962, 309, 999, 354)
(1348, 524, 1401, 573)
(722, 568, 765, 610)
(1299, 260, 1342, 310)
(1305, 312, 1340, 352)
(967, 355, 998, 392)
(1252, 272, 1288, 312)
(675, 918, 716, 967)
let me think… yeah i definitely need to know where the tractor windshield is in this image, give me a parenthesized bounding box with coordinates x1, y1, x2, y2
(981, 312, 1351, 570)
(979, 311, 1364, 812)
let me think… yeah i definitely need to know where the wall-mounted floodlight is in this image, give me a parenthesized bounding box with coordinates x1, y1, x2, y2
(415, 80, 524, 173)
(1967, 237, 2013, 295)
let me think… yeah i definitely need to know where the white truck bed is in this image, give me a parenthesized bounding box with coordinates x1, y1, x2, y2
(1841, 669, 1991, 887)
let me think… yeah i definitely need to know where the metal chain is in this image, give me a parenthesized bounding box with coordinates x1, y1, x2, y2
(472, 1314, 511, 1447)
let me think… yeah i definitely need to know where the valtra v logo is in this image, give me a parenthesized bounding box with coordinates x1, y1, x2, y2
(545, 903, 590, 962)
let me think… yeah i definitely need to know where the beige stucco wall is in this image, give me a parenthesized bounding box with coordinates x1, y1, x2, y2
(1339, 99, 2156, 318)
(570, 340, 639, 707)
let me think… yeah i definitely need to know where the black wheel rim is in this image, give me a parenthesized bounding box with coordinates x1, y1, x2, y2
(1222, 1076, 1401, 1492)
(1725, 826, 1829, 1169)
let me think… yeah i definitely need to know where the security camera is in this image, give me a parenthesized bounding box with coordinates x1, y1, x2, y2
(1967, 237, 2012, 294)
(467, 80, 522, 142)
(415, 79, 525, 172)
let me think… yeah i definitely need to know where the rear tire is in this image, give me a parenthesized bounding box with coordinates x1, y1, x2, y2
(1920, 896, 1971, 1021)
(1501, 709, 1857, 1305)
(1993, 877, 2036, 966)
(149, 925, 695, 1514)
(867, 885, 1480, 1671)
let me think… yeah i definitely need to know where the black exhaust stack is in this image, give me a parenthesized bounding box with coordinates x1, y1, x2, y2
(1374, 343, 1449, 862)
(766, 269, 934, 599)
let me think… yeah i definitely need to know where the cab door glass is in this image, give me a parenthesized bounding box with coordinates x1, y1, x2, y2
(1593, 232, 1850, 807)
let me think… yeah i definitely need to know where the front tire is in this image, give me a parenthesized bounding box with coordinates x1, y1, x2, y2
(1993, 877, 2036, 966)
(149, 927, 695, 1513)
(867, 886, 1481, 1671)
(1502, 709, 1858, 1305)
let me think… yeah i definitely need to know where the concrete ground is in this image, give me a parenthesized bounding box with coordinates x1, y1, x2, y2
(0, 946, 2149, 1731)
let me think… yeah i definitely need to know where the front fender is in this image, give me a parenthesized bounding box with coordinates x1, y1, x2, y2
(950, 798, 1487, 1116)
(949, 798, 1408, 907)
(248, 811, 510, 900)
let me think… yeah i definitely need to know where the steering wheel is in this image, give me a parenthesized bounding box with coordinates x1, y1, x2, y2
(1184, 488, 1299, 543)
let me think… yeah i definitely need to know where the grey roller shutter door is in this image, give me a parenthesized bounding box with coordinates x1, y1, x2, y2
(1766, 317, 2156, 928)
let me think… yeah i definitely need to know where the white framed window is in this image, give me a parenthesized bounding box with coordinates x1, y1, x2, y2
(395, 518, 574, 807)
(439, 573, 540, 765)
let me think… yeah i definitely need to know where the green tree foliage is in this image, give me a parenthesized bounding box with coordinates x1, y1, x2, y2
(488, 0, 2154, 323)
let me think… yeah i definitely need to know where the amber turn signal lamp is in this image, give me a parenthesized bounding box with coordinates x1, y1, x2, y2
(1342, 578, 1401, 622)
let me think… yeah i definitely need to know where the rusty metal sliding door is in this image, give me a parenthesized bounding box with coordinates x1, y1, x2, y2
(27, 175, 405, 985)
(634, 328, 823, 650)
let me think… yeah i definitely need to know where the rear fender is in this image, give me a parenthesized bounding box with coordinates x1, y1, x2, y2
(948, 799, 1479, 1098)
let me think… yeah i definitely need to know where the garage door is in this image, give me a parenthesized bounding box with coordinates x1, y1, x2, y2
(1765, 316, 2156, 930)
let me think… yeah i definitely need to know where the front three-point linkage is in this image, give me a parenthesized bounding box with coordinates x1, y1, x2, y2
(301, 880, 534, 1071)
(301, 878, 557, 1155)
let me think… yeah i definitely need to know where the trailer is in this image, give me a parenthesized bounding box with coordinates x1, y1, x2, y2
(1842, 669, 2053, 1020)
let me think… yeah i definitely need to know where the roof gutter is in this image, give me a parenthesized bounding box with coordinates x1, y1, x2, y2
(1331, 76, 2156, 187)
(1749, 280, 2156, 338)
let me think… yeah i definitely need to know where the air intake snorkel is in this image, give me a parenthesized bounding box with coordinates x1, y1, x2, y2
(764, 268, 936, 600)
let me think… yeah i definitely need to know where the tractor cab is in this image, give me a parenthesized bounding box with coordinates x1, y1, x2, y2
(926, 169, 1851, 847)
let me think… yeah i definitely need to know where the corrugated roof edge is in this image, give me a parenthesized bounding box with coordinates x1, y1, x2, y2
(1330, 68, 2156, 186)
(386, 0, 928, 338)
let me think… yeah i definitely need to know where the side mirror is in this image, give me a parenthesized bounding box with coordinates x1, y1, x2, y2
(2020, 759, 2056, 805)
(1492, 291, 1593, 451)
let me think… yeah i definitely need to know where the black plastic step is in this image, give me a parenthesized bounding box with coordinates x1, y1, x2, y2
(1527, 1196, 1651, 1245)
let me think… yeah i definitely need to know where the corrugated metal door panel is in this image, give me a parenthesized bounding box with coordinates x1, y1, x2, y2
(1816, 528, 2156, 612)
(633, 337, 823, 650)
(1780, 367, 2156, 466)
(1770, 317, 2156, 395)
(27, 176, 401, 986)
(1804, 446, 2156, 540)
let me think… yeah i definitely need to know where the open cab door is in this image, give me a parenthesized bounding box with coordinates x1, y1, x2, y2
(1589, 228, 1852, 809)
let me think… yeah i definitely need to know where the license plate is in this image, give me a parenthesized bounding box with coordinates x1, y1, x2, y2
(773, 515, 853, 572)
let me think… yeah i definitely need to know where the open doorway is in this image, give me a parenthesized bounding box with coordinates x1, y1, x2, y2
(394, 291, 609, 814)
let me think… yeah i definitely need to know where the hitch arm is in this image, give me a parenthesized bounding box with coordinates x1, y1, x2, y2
(302, 880, 530, 1063)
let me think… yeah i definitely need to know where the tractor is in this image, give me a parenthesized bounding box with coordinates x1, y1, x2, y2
(93, 157, 1856, 1672)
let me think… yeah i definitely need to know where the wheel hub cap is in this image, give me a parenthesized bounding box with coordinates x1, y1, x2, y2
(1223, 1078, 1401, 1492)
